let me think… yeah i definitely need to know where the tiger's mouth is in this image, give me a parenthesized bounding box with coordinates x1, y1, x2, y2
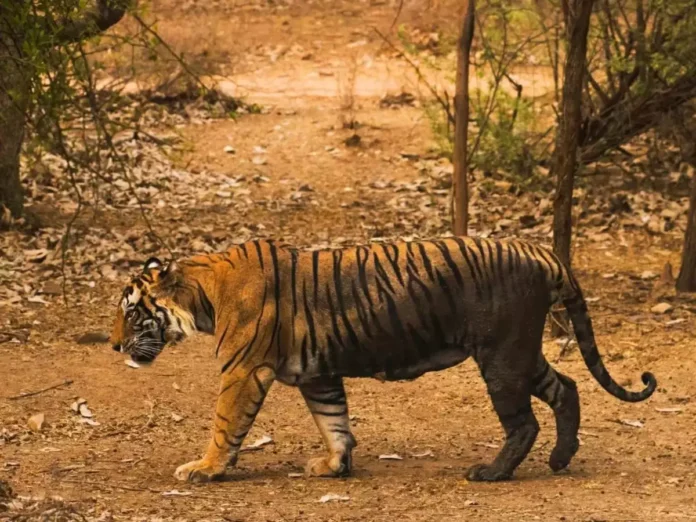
(124, 337, 165, 365)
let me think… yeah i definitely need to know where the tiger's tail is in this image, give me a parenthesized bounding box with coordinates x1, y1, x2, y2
(559, 265, 656, 402)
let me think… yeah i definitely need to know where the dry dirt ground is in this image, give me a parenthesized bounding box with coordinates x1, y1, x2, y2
(2, 1, 696, 521)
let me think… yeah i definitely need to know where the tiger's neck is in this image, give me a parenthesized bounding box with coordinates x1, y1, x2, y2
(177, 263, 218, 335)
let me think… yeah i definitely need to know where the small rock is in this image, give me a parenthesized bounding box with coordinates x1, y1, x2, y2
(344, 134, 361, 147)
(252, 156, 267, 166)
(223, 145, 236, 154)
(171, 413, 184, 423)
(651, 302, 673, 314)
(28, 413, 45, 432)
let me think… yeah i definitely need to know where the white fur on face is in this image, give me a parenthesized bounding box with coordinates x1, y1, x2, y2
(122, 287, 142, 311)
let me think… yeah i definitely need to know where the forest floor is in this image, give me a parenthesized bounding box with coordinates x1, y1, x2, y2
(2, 1, 696, 521)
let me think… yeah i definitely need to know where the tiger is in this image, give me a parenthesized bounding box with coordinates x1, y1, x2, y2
(109, 237, 656, 483)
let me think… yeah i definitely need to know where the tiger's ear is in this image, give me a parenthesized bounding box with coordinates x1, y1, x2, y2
(143, 257, 163, 273)
(163, 259, 180, 277)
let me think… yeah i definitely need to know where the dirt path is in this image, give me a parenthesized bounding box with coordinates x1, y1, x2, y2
(2, 2, 696, 521)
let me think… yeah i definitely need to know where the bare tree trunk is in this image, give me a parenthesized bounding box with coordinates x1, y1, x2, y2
(0, 24, 27, 220)
(677, 172, 696, 292)
(452, 0, 475, 236)
(551, 0, 594, 337)
(552, 0, 594, 265)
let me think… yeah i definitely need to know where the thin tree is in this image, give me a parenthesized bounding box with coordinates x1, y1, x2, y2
(0, 0, 128, 221)
(452, 0, 475, 236)
(677, 171, 696, 292)
(551, 0, 595, 266)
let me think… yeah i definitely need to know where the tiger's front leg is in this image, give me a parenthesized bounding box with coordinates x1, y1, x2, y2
(174, 364, 276, 482)
(300, 377, 357, 477)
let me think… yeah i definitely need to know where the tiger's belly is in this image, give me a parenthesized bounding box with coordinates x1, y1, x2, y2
(276, 345, 470, 385)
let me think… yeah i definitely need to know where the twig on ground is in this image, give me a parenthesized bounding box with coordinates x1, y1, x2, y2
(8, 379, 74, 401)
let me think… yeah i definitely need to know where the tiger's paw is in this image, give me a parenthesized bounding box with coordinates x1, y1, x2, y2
(548, 439, 579, 472)
(174, 459, 226, 483)
(466, 463, 512, 482)
(305, 454, 351, 478)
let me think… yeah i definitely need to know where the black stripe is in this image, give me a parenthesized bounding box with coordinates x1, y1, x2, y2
(473, 239, 494, 300)
(434, 240, 463, 287)
(253, 241, 265, 270)
(291, 250, 298, 317)
(325, 281, 347, 357)
(303, 280, 318, 358)
(239, 243, 249, 259)
(312, 251, 320, 305)
(381, 243, 405, 287)
(215, 323, 230, 358)
(494, 241, 505, 287)
(264, 241, 282, 358)
(375, 278, 407, 341)
(373, 252, 396, 294)
(406, 242, 420, 276)
(356, 247, 374, 307)
(435, 268, 457, 315)
(333, 250, 361, 350)
(406, 265, 431, 330)
(416, 242, 435, 281)
(196, 282, 216, 332)
(351, 279, 373, 339)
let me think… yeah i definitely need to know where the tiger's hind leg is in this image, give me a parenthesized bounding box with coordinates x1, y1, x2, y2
(467, 338, 540, 482)
(300, 377, 357, 478)
(531, 355, 580, 472)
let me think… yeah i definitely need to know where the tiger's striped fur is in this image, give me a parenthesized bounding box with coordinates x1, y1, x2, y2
(109, 237, 656, 483)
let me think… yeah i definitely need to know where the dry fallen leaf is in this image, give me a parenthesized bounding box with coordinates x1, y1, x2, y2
(378, 454, 403, 461)
(71, 398, 93, 418)
(242, 434, 273, 451)
(125, 360, 140, 369)
(171, 413, 184, 423)
(655, 407, 683, 413)
(319, 493, 350, 503)
(410, 450, 435, 458)
(619, 419, 644, 428)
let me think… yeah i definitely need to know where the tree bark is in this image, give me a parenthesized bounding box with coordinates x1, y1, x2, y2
(452, 0, 475, 236)
(0, 21, 27, 220)
(677, 172, 696, 292)
(552, 0, 595, 265)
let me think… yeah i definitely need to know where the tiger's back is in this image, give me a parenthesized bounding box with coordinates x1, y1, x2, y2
(272, 237, 561, 383)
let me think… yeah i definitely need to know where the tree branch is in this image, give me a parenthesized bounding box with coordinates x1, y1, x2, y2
(54, 0, 130, 43)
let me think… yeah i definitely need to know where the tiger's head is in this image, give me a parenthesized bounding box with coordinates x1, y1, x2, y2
(110, 257, 195, 364)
